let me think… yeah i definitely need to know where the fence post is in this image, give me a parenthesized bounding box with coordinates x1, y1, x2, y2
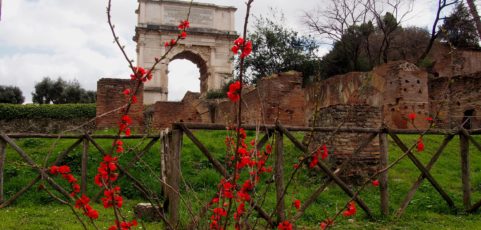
(379, 131, 389, 216)
(167, 129, 182, 226)
(274, 129, 286, 222)
(0, 138, 6, 204)
(81, 137, 88, 195)
(460, 132, 471, 209)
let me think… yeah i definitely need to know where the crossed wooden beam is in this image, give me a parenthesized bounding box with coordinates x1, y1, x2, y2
(1, 124, 480, 227)
(0, 133, 161, 209)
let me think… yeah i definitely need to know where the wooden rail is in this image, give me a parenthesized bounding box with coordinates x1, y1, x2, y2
(1, 123, 481, 227)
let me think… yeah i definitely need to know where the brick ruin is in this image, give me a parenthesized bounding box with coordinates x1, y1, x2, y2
(95, 48, 480, 182)
(96, 71, 307, 131)
(305, 61, 430, 181)
(214, 71, 307, 126)
(96, 79, 144, 131)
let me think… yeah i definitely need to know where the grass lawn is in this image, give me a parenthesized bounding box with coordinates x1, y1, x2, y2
(0, 130, 481, 229)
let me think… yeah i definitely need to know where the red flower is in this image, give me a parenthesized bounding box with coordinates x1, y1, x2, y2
(343, 201, 357, 217)
(75, 195, 90, 208)
(320, 219, 334, 230)
(178, 20, 190, 30)
(309, 155, 318, 168)
(240, 41, 252, 58)
(293, 199, 301, 210)
(125, 128, 131, 136)
(122, 89, 131, 96)
(227, 81, 241, 102)
(320, 144, 328, 160)
(232, 37, 253, 58)
(49, 165, 59, 175)
(170, 39, 176, 46)
(58, 165, 71, 174)
(265, 144, 272, 154)
(372, 180, 380, 187)
(234, 37, 244, 47)
(121, 115, 132, 125)
(213, 207, 227, 217)
(179, 31, 187, 39)
(234, 202, 246, 220)
(426, 117, 433, 122)
(231, 45, 239, 54)
(408, 113, 416, 121)
(72, 183, 81, 193)
(131, 95, 138, 104)
(417, 137, 424, 152)
(277, 221, 293, 230)
(86, 206, 99, 219)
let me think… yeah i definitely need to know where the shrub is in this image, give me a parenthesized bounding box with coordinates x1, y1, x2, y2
(0, 103, 96, 120)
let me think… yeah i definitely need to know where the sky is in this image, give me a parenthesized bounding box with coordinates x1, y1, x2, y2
(0, 0, 477, 102)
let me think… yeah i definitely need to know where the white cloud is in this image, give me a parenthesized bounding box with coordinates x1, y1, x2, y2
(168, 59, 200, 101)
(0, 0, 476, 103)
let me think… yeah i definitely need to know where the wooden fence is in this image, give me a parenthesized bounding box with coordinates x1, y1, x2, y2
(0, 123, 481, 228)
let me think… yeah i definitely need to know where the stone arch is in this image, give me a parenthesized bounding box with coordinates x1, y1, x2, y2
(135, 0, 238, 104)
(169, 49, 209, 94)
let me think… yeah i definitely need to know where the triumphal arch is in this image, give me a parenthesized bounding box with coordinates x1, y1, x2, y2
(135, 0, 238, 104)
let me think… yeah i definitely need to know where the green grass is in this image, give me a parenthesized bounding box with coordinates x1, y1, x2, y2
(1, 130, 481, 229)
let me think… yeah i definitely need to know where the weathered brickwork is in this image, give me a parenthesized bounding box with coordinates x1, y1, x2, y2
(429, 72, 481, 129)
(308, 105, 382, 183)
(96, 78, 144, 130)
(307, 61, 430, 130)
(214, 71, 307, 126)
(151, 98, 203, 129)
(306, 61, 431, 182)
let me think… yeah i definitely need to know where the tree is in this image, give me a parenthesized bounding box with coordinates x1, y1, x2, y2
(0, 85, 24, 104)
(418, 0, 459, 63)
(439, 2, 481, 49)
(241, 12, 320, 84)
(303, 0, 372, 44)
(32, 77, 96, 104)
(466, 0, 481, 39)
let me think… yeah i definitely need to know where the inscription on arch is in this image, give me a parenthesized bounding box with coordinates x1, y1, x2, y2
(135, 0, 238, 104)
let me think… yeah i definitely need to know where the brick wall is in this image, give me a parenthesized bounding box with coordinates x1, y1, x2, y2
(429, 72, 481, 129)
(96, 78, 144, 130)
(305, 61, 430, 182)
(307, 105, 382, 183)
(214, 71, 307, 126)
(375, 62, 430, 129)
(150, 92, 203, 129)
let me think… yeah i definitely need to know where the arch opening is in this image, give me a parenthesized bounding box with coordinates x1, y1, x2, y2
(167, 51, 208, 101)
(462, 109, 475, 130)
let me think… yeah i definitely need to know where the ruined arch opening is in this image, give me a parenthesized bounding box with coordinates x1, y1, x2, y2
(167, 51, 208, 101)
(462, 109, 475, 130)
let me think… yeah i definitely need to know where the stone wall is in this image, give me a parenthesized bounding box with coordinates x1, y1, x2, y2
(375, 62, 430, 129)
(308, 105, 382, 183)
(215, 71, 307, 126)
(429, 72, 481, 129)
(151, 92, 203, 129)
(306, 61, 430, 130)
(429, 44, 481, 78)
(305, 61, 430, 182)
(96, 78, 144, 130)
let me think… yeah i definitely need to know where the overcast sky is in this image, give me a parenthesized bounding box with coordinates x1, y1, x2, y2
(0, 0, 477, 102)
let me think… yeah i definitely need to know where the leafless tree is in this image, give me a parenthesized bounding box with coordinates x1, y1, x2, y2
(303, 0, 373, 45)
(418, 0, 459, 63)
(367, 0, 414, 64)
(466, 0, 481, 39)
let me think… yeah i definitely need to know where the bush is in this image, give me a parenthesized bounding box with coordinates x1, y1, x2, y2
(0, 103, 96, 120)
(206, 90, 226, 99)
